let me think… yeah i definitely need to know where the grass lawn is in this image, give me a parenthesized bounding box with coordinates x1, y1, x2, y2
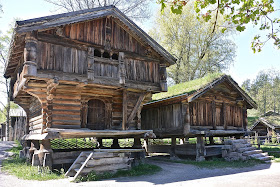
(2, 142, 65, 181)
(260, 145, 280, 162)
(75, 164, 161, 182)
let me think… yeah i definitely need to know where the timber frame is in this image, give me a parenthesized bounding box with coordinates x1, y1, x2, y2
(4, 6, 176, 168)
(141, 75, 257, 160)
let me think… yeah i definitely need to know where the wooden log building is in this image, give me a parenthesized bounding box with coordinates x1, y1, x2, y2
(4, 6, 175, 168)
(141, 74, 257, 160)
(250, 114, 280, 137)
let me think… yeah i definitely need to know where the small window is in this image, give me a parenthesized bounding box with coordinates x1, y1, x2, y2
(112, 53, 118, 60)
(94, 49, 101, 57)
(103, 51, 110, 58)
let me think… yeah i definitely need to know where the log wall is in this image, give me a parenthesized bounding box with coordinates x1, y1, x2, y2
(29, 96, 43, 133)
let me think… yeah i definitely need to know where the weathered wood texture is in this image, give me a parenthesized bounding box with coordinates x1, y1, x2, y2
(142, 82, 248, 137)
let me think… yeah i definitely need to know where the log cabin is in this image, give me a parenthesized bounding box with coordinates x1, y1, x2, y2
(250, 114, 280, 137)
(141, 74, 257, 160)
(4, 5, 176, 168)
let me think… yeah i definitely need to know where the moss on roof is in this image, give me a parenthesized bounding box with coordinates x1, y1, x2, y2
(264, 116, 280, 127)
(152, 73, 224, 101)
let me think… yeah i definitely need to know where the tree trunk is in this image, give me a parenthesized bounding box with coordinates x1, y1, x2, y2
(5, 78, 10, 141)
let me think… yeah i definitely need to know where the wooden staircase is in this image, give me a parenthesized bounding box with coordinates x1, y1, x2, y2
(65, 151, 93, 180)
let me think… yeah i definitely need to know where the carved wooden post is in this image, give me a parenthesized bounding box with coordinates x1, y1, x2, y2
(104, 17, 112, 51)
(37, 140, 53, 168)
(46, 78, 59, 129)
(159, 64, 167, 92)
(183, 102, 190, 136)
(23, 32, 37, 77)
(105, 103, 112, 129)
(87, 47, 95, 80)
(119, 52, 125, 85)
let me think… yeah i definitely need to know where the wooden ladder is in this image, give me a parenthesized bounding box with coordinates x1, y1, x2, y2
(65, 151, 93, 180)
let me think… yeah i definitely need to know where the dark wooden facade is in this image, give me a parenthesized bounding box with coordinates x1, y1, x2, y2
(4, 6, 175, 142)
(250, 116, 280, 136)
(142, 75, 257, 138)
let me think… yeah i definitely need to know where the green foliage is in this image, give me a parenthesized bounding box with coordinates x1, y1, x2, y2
(75, 164, 162, 182)
(242, 69, 280, 116)
(247, 116, 259, 128)
(158, 0, 279, 52)
(152, 73, 223, 100)
(260, 145, 280, 162)
(150, 4, 235, 84)
(2, 143, 65, 180)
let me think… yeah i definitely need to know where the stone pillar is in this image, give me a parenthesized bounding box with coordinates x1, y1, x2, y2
(97, 138, 103, 148)
(23, 32, 37, 77)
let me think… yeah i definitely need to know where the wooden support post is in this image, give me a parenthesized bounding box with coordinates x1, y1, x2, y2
(170, 137, 176, 157)
(111, 138, 120, 148)
(97, 138, 103, 148)
(119, 52, 125, 85)
(37, 140, 53, 168)
(159, 64, 167, 91)
(143, 139, 149, 154)
(211, 100, 216, 130)
(81, 100, 88, 128)
(122, 89, 127, 130)
(183, 103, 190, 136)
(209, 137, 215, 145)
(180, 138, 185, 144)
(243, 107, 248, 131)
(87, 47, 95, 80)
(133, 137, 142, 149)
(127, 93, 147, 126)
(23, 31, 37, 77)
(196, 136, 205, 161)
(222, 103, 227, 130)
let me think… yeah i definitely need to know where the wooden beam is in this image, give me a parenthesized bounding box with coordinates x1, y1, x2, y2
(222, 102, 227, 130)
(126, 93, 147, 125)
(212, 100, 216, 130)
(122, 89, 127, 130)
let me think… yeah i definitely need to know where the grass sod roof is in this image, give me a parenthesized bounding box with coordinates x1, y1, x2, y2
(152, 73, 224, 101)
(263, 116, 280, 127)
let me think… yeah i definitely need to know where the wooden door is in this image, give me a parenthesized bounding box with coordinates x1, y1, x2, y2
(87, 99, 106, 130)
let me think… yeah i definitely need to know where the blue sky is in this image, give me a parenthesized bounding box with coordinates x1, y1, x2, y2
(0, 0, 279, 95)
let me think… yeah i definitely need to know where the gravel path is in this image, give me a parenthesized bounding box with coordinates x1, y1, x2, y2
(1, 142, 280, 187)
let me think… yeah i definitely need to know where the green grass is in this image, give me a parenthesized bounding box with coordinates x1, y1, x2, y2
(2, 142, 65, 180)
(260, 145, 280, 162)
(151, 157, 265, 168)
(247, 116, 259, 128)
(75, 163, 162, 182)
(152, 73, 224, 101)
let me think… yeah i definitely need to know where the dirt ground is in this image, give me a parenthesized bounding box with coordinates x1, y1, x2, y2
(1, 141, 280, 187)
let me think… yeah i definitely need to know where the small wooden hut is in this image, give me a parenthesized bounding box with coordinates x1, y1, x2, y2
(250, 115, 280, 136)
(4, 5, 175, 168)
(8, 108, 27, 141)
(141, 74, 257, 160)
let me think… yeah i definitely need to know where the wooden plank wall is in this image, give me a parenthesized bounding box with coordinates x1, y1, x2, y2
(45, 18, 148, 56)
(141, 103, 183, 132)
(29, 96, 43, 134)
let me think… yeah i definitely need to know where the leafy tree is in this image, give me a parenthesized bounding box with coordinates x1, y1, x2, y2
(243, 69, 280, 116)
(45, 0, 153, 21)
(150, 4, 235, 83)
(158, 0, 280, 52)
